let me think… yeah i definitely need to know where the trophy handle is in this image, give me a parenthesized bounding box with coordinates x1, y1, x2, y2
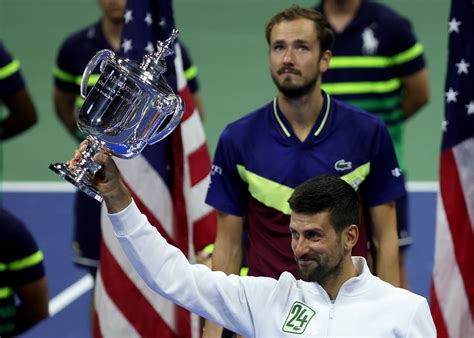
(147, 95, 185, 145)
(80, 49, 115, 99)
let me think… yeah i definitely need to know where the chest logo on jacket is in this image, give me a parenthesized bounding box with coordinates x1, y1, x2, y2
(361, 27, 379, 55)
(282, 301, 316, 334)
(334, 159, 352, 171)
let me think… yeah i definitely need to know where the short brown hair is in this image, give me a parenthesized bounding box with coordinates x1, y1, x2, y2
(288, 175, 360, 233)
(265, 5, 333, 53)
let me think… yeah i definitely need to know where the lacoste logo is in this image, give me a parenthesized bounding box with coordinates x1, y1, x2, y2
(282, 301, 316, 334)
(391, 167, 402, 177)
(361, 27, 378, 55)
(334, 159, 352, 171)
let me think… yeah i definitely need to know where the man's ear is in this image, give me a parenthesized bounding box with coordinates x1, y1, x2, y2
(344, 224, 359, 251)
(319, 50, 332, 73)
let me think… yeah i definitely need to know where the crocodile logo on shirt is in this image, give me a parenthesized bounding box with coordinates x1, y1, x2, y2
(282, 301, 316, 334)
(334, 159, 352, 171)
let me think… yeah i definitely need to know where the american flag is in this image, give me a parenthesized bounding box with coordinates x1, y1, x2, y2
(93, 1, 217, 337)
(430, 0, 474, 337)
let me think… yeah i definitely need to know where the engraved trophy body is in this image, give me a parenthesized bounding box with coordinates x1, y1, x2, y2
(49, 30, 184, 202)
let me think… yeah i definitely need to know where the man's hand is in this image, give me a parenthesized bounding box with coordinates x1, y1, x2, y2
(69, 141, 131, 213)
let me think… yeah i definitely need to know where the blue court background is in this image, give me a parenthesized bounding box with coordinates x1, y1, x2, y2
(3, 189, 437, 338)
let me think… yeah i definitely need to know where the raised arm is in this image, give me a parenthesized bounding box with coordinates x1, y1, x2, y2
(69, 146, 260, 337)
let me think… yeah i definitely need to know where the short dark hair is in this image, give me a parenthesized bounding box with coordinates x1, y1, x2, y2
(265, 5, 334, 53)
(288, 175, 360, 233)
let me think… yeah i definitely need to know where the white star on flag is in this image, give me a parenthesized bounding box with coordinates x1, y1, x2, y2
(144, 13, 153, 26)
(448, 17, 461, 33)
(466, 101, 474, 115)
(145, 41, 154, 54)
(455, 59, 470, 75)
(445, 87, 459, 103)
(124, 10, 133, 24)
(121, 38, 133, 53)
(442, 120, 448, 132)
(159, 17, 166, 27)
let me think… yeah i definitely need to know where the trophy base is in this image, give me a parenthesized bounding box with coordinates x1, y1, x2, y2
(49, 163, 104, 202)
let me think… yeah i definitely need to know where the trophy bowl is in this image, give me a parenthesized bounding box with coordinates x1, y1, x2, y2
(49, 30, 184, 202)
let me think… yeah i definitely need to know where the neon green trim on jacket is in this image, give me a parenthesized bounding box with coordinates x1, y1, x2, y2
(75, 74, 100, 87)
(237, 162, 371, 214)
(340, 163, 371, 191)
(328, 42, 423, 69)
(392, 42, 424, 65)
(75, 96, 85, 108)
(329, 56, 393, 69)
(6, 250, 43, 271)
(273, 98, 291, 138)
(314, 92, 331, 136)
(322, 78, 401, 95)
(0, 59, 20, 80)
(0, 287, 13, 299)
(53, 66, 76, 83)
(237, 165, 293, 215)
(272, 92, 332, 138)
(184, 65, 198, 81)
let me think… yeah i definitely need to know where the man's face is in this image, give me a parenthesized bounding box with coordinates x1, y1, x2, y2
(98, 0, 126, 23)
(289, 211, 347, 283)
(269, 18, 327, 98)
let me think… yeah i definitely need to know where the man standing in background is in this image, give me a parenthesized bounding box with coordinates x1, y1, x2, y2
(315, 0, 429, 288)
(0, 41, 48, 337)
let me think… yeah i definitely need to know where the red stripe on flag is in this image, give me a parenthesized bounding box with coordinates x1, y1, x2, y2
(193, 211, 217, 251)
(440, 149, 474, 314)
(179, 86, 195, 122)
(176, 306, 191, 338)
(92, 308, 103, 338)
(429, 283, 449, 338)
(171, 120, 189, 255)
(124, 182, 178, 248)
(188, 143, 212, 186)
(100, 240, 178, 338)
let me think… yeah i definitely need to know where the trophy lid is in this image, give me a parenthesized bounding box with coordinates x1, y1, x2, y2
(104, 30, 179, 92)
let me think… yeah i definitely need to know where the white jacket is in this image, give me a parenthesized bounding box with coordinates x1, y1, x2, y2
(110, 200, 436, 337)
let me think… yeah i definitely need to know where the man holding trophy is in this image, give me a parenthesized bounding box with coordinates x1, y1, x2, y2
(50, 7, 216, 335)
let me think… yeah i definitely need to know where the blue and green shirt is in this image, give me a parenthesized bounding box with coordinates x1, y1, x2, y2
(0, 208, 45, 336)
(0, 42, 24, 100)
(316, 0, 426, 170)
(206, 92, 406, 279)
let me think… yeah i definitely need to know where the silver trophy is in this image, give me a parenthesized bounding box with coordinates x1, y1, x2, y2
(49, 30, 184, 202)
